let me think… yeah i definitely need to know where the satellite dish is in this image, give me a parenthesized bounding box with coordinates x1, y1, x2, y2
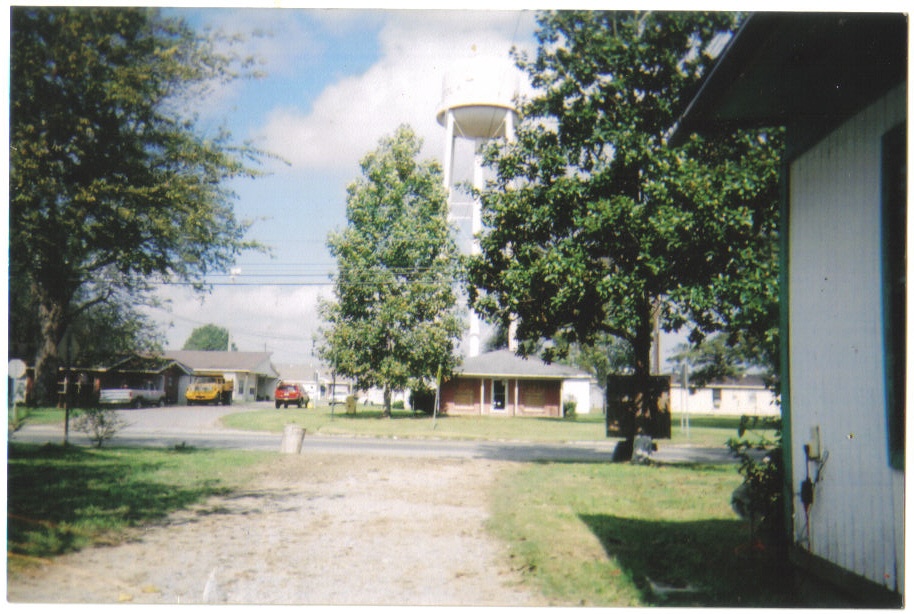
(8, 359, 27, 379)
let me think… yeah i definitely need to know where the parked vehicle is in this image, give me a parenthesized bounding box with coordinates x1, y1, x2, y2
(99, 383, 166, 409)
(275, 383, 308, 409)
(186, 374, 233, 405)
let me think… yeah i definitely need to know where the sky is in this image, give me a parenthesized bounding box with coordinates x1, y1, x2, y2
(10, 1, 904, 369)
(142, 5, 541, 364)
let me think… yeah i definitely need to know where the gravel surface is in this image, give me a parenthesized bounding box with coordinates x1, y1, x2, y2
(7, 453, 545, 606)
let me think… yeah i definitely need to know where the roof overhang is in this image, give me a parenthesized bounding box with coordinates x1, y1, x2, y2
(669, 12, 908, 146)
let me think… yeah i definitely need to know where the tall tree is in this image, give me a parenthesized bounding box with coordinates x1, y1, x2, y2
(183, 324, 233, 351)
(466, 11, 782, 442)
(10, 7, 264, 403)
(319, 125, 464, 417)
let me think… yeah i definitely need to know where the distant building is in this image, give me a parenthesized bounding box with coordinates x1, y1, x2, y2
(670, 374, 778, 416)
(440, 349, 592, 417)
(164, 350, 278, 403)
(274, 362, 370, 403)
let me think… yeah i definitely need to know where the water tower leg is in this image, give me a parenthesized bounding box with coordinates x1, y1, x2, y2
(443, 110, 455, 190)
(469, 312, 481, 357)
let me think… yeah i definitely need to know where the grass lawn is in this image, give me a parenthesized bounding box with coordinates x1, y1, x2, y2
(13, 403, 776, 449)
(489, 461, 797, 607)
(223, 404, 775, 449)
(9, 406, 69, 425)
(222, 405, 613, 442)
(6, 443, 271, 571)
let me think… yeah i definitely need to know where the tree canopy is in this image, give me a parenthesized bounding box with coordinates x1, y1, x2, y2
(319, 125, 464, 416)
(183, 324, 233, 351)
(467, 11, 782, 395)
(10, 7, 264, 402)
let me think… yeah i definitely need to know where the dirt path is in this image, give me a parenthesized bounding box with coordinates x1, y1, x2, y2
(7, 454, 545, 606)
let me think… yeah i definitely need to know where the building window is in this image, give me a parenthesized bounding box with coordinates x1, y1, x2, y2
(492, 379, 507, 410)
(882, 122, 905, 470)
(712, 388, 722, 408)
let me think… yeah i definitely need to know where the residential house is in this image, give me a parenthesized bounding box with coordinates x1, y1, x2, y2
(99, 354, 194, 405)
(164, 350, 278, 403)
(670, 12, 905, 604)
(670, 374, 779, 417)
(61, 354, 193, 406)
(439, 349, 592, 417)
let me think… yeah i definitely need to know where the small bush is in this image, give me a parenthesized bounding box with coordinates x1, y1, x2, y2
(72, 407, 127, 448)
(727, 416, 785, 550)
(563, 399, 577, 420)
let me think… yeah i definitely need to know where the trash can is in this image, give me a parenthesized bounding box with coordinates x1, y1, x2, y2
(345, 395, 357, 415)
(280, 424, 306, 454)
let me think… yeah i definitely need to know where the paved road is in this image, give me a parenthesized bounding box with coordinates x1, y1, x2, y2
(10, 403, 738, 464)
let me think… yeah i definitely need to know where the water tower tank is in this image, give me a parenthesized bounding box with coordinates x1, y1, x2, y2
(436, 58, 519, 139)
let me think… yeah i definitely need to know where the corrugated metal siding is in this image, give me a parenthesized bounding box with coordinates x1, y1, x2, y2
(787, 84, 905, 593)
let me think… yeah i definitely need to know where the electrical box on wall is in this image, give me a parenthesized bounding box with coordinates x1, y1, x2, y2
(807, 425, 821, 460)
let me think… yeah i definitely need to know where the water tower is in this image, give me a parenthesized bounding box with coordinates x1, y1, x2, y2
(437, 58, 519, 357)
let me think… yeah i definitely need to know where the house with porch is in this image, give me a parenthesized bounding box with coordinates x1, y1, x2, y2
(164, 350, 278, 403)
(439, 349, 592, 417)
(670, 12, 905, 605)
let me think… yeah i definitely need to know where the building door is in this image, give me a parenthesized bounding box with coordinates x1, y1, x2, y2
(491, 379, 507, 412)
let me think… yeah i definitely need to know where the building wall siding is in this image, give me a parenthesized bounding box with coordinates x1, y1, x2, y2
(787, 84, 905, 593)
(669, 385, 779, 416)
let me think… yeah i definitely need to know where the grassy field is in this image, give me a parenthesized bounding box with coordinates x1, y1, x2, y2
(489, 461, 796, 607)
(9, 406, 68, 425)
(222, 403, 773, 448)
(6, 443, 271, 570)
(14, 403, 775, 449)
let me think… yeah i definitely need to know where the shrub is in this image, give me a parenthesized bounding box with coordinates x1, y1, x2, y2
(562, 399, 577, 420)
(727, 416, 785, 551)
(72, 407, 127, 448)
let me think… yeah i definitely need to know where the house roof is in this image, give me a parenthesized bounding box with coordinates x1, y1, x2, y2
(668, 12, 908, 146)
(109, 355, 194, 376)
(163, 350, 278, 377)
(453, 350, 591, 380)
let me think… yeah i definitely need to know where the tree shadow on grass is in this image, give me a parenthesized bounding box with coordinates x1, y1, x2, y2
(7, 443, 235, 559)
(579, 514, 799, 607)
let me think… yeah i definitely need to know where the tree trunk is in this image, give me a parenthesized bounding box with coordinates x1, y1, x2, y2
(33, 290, 68, 407)
(614, 298, 656, 461)
(382, 386, 392, 418)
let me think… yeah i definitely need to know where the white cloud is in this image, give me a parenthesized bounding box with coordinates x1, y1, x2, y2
(256, 10, 535, 173)
(148, 283, 332, 362)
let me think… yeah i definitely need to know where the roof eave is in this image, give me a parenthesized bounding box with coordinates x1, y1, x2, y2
(669, 12, 908, 147)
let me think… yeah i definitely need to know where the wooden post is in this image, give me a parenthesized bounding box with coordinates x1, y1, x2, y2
(280, 424, 306, 454)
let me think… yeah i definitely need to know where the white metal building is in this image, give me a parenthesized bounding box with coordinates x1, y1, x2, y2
(670, 375, 779, 417)
(671, 13, 905, 605)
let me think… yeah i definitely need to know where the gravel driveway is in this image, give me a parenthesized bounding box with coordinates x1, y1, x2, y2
(7, 452, 545, 606)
